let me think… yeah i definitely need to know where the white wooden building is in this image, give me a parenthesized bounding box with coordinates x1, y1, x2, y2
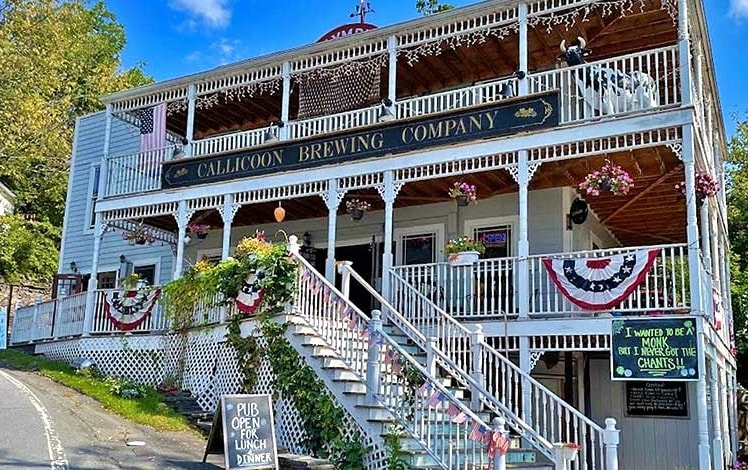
(10, 0, 737, 469)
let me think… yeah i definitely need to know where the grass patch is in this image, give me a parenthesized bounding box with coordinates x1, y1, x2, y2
(0, 349, 193, 433)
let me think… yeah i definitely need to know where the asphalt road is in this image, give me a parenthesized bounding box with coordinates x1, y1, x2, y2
(0, 366, 224, 470)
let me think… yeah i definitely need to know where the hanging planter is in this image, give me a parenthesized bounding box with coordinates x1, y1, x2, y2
(122, 225, 155, 246)
(446, 236, 485, 267)
(345, 199, 371, 221)
(448, 181, 477, 206)
(187, 223, 211, 240)
(578, 161, 634, 196)
(674, 171, 719, 206)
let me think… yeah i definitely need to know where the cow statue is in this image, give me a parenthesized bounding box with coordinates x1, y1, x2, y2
(558, 37, 659, 117)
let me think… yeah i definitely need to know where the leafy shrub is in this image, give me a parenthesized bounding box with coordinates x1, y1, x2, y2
(104, 377, 148, 399)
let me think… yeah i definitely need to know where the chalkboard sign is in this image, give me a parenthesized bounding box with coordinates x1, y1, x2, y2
(203, 394, 278, 469)
(625, 381, 689, 418)
(611, 318, 699, 381)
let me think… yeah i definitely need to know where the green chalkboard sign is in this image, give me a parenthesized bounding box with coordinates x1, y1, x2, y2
(611, 318, 699, 381)
(203, 394, 278, 469)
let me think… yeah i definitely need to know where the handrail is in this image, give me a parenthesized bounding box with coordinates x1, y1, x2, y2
(341, 263, 556, 460)
(525, 242, 687, 260)
(292, 253, 491, 469)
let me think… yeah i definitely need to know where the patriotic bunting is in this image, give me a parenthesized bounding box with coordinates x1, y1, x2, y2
(469, 423, 489, 443)
(235, 269, 265, 315)
(104, 285, 161, 331)
(487, 430, 511, 469)
(542, 249, 661, 310)
(427, 391, 446, 407)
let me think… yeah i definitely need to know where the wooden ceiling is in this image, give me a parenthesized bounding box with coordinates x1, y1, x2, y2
(164, 0, 677, 139)
(143, 144, 686, 248)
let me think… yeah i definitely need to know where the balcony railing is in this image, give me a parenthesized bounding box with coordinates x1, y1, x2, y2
(102, 45, 682, 199)
(529, 45, 680, 124)
(390, 243, 690, 319)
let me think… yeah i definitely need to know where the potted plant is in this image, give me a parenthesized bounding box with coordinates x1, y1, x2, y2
(157, 375, 180, 394)
(119, 273, 145, 290)
(578, 161, 634, 196)
(122, 226, 155, 245)
(448, 181, 478, 206)
(345, 199, 372, 220)
(674, 170, 719, 206)
(187, 223, 211, 240)
(445, 236, 485, 266)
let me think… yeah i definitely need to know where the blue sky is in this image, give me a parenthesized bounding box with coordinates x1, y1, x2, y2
(107, 0, 748, 136)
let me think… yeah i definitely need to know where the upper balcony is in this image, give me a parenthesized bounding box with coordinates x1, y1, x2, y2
(100, 0, 690, 200)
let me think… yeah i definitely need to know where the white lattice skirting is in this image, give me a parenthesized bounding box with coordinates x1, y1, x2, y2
(32, 323, 389, 467)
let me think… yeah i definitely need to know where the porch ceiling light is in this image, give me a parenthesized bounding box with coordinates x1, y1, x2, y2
(274, 201, 286, 223)
(378, 98, 395, 123)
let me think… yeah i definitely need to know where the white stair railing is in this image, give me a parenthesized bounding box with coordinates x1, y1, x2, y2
(388, 268, 616, 470)
(291, 250, 498, 470)
(338, 263, 563, 463)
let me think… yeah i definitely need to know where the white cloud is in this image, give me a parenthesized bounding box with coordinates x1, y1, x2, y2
(730, 0, 748, 19)
(185, 38, 246, 67)
(169, 0, 232, 28)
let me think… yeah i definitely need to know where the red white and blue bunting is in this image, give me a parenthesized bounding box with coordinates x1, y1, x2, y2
(104, 286, 161, 331)
(235, 269, 265, 315)
(542, 249, 661, 310)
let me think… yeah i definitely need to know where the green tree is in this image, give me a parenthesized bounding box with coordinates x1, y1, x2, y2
(0, 215, 59, 284)
(0, 0, 151, 283)
(728, 114, 748, 383)
(415, 0, 454, 15)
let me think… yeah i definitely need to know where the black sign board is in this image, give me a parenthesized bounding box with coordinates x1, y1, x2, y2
(203, 394, 278, 469)
(611, 318, 699, 381)
(625, 381, 689, 418)
(162, 92, 560, 189)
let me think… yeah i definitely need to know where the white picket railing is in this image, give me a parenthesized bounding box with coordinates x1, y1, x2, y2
(292, 252, 496, 469)
(391, 257, 517, 319)
(9, 305, 36, 344)
(529, 244, 689, 317)
(340, 264, 564, 464)
(287, 105, 381, 141)
(192, 128, 268, 157)
(53, 292, 87, 338)
(386, 268, 612, 469)
(106, 145, 175, 197)
(529, 45, 680, 124)
(396, 78, 516, 120)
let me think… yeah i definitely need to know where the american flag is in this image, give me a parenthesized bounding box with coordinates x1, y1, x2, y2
(469, 423, 489, 442)
(452, 411, 469, 424)
(427, 391, 445, 407)
(138, 103, 167, 151)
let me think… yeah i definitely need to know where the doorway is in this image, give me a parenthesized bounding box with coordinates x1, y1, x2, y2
(315, 242, 377, 313)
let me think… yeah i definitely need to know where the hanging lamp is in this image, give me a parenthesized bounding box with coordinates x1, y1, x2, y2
(274, 201, 286, 223)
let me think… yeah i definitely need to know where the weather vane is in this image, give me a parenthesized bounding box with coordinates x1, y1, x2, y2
(350, 0, 374, 24)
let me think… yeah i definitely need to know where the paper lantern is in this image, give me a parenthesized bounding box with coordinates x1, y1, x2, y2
(274, 202, 286, 223)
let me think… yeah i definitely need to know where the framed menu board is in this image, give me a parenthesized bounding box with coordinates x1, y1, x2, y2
(625, 381, 689, 418)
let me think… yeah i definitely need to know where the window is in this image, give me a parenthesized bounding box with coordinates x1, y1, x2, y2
(394, 224, 444, 266)
(97, 271, 117, 289)
(134, 264, 156, 286)
(87, 165, 101, 229)
(473, 225, 512, 259)
(402, 233, 437, 265)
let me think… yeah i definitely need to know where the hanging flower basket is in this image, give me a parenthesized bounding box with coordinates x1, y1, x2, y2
(448, 181, 477, 206)
(578, 161, 633, 197)
(674, 171, 719, 206)
(187, 223, 211, 240)
(446, 236, 485, 266)
(122, 226, 155, 245)
(345, 199, 371, 220)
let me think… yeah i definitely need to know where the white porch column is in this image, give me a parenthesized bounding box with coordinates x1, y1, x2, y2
(324, 179, 342, 281)
(221, 194, 236, 260)
(173, 201, 188, 280)
(710, 357, 724, 470)
(387, 35, 397, 105)
(683, 125, 703, 313)
(378, 170, 401, 300)
(280, 61, 291, 140)
(83, 104, 114, 335)
(518, 1, 529, 96)
(83, 220, 105, 335)
(185, 84, 197, 156)
(700, 202, 712, 270)
(678, 0, 692, 106)
(696, 317, 712, 470)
